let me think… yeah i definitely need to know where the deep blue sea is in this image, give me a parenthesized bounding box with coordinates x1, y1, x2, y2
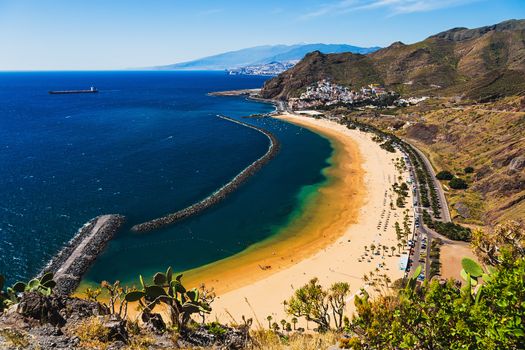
(0, 71, 332, 286)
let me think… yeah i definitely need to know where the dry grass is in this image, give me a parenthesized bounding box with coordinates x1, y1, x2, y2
(70, 316, 111, 350)
(124, 335, 157, 350)
(0, 328, 31, 348)
(251, 329, 341, 350)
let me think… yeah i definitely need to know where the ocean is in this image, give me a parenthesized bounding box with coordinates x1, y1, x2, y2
(0, 71, 332, 286)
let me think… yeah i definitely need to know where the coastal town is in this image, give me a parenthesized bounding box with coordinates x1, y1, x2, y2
(287, 79, 428, 110)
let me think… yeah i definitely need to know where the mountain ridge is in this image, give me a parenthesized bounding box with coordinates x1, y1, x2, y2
(152, 43, 380, 71)
(261, 19, 525, 101)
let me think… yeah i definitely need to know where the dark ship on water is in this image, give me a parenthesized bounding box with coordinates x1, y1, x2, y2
(49, 86, 98, 94)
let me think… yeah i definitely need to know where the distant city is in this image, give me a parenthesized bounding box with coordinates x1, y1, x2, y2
(227, 60, 299, 76)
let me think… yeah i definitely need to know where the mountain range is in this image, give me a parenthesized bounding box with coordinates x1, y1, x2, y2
(261, 19, 525, 101)
(153, 44, 380, 71)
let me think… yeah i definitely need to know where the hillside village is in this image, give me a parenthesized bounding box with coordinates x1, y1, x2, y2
(288, 79, 428, 110)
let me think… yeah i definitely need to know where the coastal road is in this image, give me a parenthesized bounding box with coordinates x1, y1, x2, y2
(403, 145, 453, 279)
(407, 142, 451, 223)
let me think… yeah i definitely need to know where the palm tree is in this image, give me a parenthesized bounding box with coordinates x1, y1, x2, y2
(370, 244, 376, 254)
(397, 242, 402, 254)
(291, 317, 298, 330)
(280, 319, 287, 330)
(391, 246, 396, 256)
(266, 315, 272, 329)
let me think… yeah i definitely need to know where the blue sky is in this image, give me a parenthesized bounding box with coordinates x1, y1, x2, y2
(0, 0, 523, 70)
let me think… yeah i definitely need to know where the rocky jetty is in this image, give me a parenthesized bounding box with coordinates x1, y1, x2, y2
(131, 116, 280, 233)
(40, 215, 125, 295)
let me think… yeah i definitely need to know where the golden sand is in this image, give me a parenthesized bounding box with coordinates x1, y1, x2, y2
(181, 116, 365, 295)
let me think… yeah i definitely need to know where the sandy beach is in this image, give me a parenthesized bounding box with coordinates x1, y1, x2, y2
(185, 113, 416, 327)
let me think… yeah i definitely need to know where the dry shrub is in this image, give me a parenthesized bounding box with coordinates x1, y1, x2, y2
(70, 316, 111, 349)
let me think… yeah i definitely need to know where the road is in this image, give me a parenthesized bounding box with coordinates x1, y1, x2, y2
(409, 144, 451, 223)
(402, 141, 453, 280)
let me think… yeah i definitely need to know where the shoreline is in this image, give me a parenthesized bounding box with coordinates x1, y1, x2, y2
(198, 114, 414, 326)
(180, 116, 364, 295)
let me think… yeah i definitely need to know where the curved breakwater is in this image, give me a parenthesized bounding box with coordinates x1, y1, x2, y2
(131, 115, 280, 233)
(40, 214, 125, 295)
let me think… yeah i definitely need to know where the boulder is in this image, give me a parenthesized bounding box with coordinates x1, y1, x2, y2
(101, 316, 128, 343)
(508, 156, 525, 173)
(17, 292, 66, 326)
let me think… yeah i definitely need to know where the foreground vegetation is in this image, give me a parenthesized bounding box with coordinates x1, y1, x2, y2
(1, 221, 523, 349)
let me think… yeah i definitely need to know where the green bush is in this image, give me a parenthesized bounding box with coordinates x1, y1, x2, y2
(464, 166, 474, 174)
(423, 211, 471, 241)
(436, 170, 454, 180)
(449, 177, 468, 190)
(380, 140, 396, 153)
(350, 254, 525, 349)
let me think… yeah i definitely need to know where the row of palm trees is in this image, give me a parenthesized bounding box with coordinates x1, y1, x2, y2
(364, 243, 402, 257)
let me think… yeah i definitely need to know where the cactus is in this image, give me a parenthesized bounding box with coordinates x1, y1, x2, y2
(461, 258, 483, 278)
(10, 272, 56, 297)
(124, 267, 212, 330)
(403, 265, 422, 298)
(460, 258, 493, 304)
(1, 272, 57, 312)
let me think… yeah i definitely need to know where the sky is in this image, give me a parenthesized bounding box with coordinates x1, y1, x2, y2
(0, 0, 524, 70)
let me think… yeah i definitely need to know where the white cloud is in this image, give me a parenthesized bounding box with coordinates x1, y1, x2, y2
(299, 0, 480, 20)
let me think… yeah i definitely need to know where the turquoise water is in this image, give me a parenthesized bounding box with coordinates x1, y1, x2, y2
(0, 71, 332, 286)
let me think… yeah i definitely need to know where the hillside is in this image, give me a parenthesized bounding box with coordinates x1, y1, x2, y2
(153, 43, 380, 71)
(342, 96, 525, 228)
(261, 19, 525, 101)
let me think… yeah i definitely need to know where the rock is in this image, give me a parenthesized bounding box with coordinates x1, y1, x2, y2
(62, 297, 109, 322)
(454, 202, 471, 219)
(178, 324, 251, 349)
(17, 292, 66, 326)
(179, 327, 216, 347)
(222, 325, 250, 350)
(101, 316, 128, 343)
(508, 156, 525, 173)
(141, 313, 166, 334)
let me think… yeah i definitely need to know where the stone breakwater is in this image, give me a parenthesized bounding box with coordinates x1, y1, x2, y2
(131, 115, 280, 233)
(40, 214, 125, 295)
